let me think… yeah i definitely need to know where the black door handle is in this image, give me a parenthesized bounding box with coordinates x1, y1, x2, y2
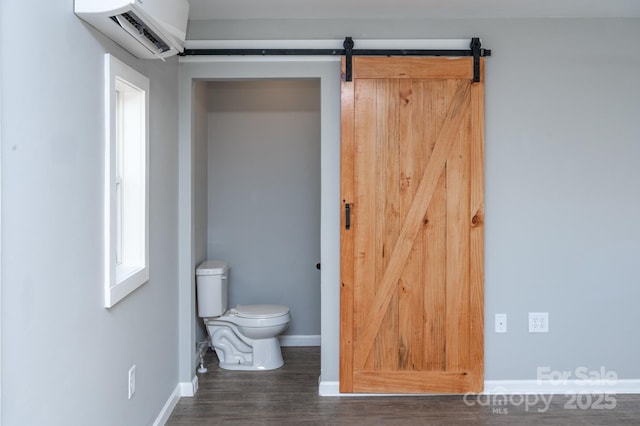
(345, 203, 351, 230)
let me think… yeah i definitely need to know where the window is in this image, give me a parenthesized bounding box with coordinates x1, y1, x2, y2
(104, 54, 149, 308)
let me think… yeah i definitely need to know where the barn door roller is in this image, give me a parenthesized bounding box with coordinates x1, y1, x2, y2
(470, 37, 482, 83)
(344, 37, 354, 83)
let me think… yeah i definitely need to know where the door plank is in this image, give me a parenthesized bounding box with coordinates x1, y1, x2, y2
(469, 59, 486, 391)
(353, 57, 474, 80)
(354, 371, 475, 394)
(422, 79, 448, 371)
(374, 79, 400, 370)
(444, 97, 472, 372)
(355, 82, 471, 369)
(353, 79, 378, 370)
(339, 62, 355, 392)
(397, 79, 425, 371)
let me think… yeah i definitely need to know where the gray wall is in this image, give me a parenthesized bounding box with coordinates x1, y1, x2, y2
(206, 80, 321, 336)
(187, 18, 640, 382)
(1, 1, 180, 424)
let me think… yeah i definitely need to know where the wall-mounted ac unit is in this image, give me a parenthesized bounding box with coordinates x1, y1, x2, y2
(75, 0, 189, 59)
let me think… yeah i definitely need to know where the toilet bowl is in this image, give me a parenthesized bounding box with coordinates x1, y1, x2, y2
(196, 260, 291, 371)
(204, 304, 290, 370)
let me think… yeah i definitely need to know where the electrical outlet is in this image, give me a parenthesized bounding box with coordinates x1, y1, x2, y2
(495, 314, 507, 333)
(529, 312, 549, 333)
(128, 365, 136, 399)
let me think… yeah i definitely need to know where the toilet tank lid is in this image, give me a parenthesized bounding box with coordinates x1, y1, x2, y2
(196, 260, 228, 276)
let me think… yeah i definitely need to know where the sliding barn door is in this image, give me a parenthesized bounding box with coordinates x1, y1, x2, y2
(340, 57, 484, 393)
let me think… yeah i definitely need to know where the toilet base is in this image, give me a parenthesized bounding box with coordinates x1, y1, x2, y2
(217, 337, 284, 371)
(206, 320, 286, 371)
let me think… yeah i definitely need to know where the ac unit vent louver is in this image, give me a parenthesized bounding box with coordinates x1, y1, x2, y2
(109, 12, 170, 54)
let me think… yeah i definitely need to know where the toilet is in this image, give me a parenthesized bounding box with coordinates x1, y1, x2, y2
(196, 260, 291, 371)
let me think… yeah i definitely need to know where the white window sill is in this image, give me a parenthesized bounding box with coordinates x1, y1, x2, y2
(105, 265, 149, 308)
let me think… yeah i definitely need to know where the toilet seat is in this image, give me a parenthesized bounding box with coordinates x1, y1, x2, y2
(234, 304, 289, 319)
(213, 304, 290, 328)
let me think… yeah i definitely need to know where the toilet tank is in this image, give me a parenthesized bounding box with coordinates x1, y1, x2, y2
(196, 260, 228, 318)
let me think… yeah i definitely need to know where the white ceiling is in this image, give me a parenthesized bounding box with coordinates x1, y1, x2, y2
(187, 0, 640, 20)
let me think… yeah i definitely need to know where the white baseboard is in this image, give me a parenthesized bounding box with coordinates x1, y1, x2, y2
(484, 379, 640, 395)
(318, 379, 640, 396)
(279, 334, 320, 347)
(152, 385, 181, 426)
(179, 375, 199, 397)
(153, 376, 200, 425)
(319, 380, 340, 396)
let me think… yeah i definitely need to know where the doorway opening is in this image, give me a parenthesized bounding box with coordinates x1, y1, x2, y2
(178, 58, 341, 395)
(192, 79, 321, 345)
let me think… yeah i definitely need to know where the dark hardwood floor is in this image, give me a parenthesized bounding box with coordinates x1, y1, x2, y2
(167, 347, 640, 425)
